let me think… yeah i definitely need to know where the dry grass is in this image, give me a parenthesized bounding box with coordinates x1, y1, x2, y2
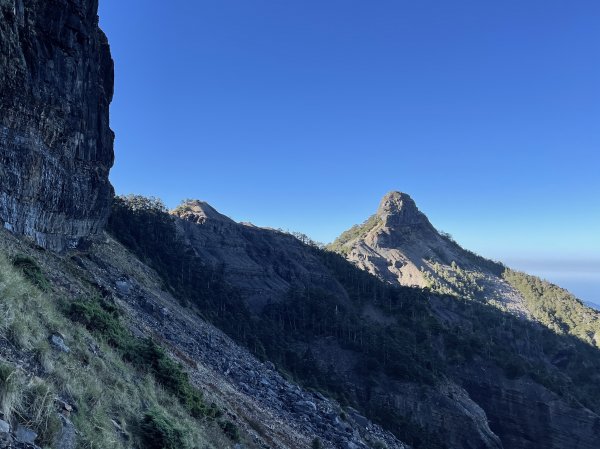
(0, 252, 231, 448)
(0, 362, 22, 419)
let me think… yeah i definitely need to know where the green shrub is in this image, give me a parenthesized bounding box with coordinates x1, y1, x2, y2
(67, 297, 128, 349)
(312, 437, 324, 449)
(12, 255, 49, 291)
(219, 419, 240, 442)
(126, 339, 214, 419)
(140, 408, 187, 449)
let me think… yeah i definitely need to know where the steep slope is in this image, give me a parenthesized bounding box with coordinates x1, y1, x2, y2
(0, 0, 114, 252)
(0, 225, 408, 449)
(0, 230, 239, 449)
(171, 200, 347, 311)
(107, 195, 600, 449)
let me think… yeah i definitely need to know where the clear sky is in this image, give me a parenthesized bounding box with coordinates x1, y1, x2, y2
(98, 0, 600, 302)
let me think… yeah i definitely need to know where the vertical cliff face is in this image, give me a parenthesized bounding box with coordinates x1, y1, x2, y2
(0, 0, 114, 252)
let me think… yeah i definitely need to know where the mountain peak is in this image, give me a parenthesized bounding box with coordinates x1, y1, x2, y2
(376, 191, 428, 227)
(172, 200, 233, 224)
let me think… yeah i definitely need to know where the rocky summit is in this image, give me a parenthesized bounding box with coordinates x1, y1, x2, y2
(329, 191, 531, 317)
(377, 191, 430, 228)
(329, 191, 449, 288)
(0, 0, 114, 252)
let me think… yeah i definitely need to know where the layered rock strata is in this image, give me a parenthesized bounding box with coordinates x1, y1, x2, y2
(0, 0, 114, 251)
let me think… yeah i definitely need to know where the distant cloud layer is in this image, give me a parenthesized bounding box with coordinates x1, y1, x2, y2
(504, 257, 600, 305)
(505, 258, 600, 273)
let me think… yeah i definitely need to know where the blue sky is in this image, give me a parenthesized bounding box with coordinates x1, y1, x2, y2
(99, 0, 600, 302)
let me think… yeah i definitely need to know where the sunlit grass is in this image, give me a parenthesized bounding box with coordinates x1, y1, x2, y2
(0, 253, 231, 448)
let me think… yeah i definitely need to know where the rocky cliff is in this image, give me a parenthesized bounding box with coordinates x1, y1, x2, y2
(0, 0, 114, 252)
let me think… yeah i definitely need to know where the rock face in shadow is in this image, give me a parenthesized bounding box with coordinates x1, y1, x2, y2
(460, 365, 600, 449)
(172, 200, 348, 311)
(0, 0, 114, 252)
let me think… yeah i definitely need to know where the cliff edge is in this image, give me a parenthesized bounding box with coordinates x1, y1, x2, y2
(0, 0, 114, 252)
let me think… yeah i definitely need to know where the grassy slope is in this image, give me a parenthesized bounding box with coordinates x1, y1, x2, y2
(0, 251, 235, 449)
(326, 214, 382, 255)
(504, 269, 600, 348)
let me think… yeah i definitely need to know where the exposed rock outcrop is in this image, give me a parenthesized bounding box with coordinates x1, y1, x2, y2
(461, 365, 600, 449)
(0, 0, 114, 252)
(329, 192, 530, 317)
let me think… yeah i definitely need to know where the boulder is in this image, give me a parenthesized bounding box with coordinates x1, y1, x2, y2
(50, 335, 70, 353)
(294, 400, 317, 415)
(15, 425, 37, 444)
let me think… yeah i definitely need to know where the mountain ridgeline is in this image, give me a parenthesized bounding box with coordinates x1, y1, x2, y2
(106, 194, 600, 449)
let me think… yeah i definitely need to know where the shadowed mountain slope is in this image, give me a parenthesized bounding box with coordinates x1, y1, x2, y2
(4, 2, 598, 447)
(104, 195, 600, 449)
